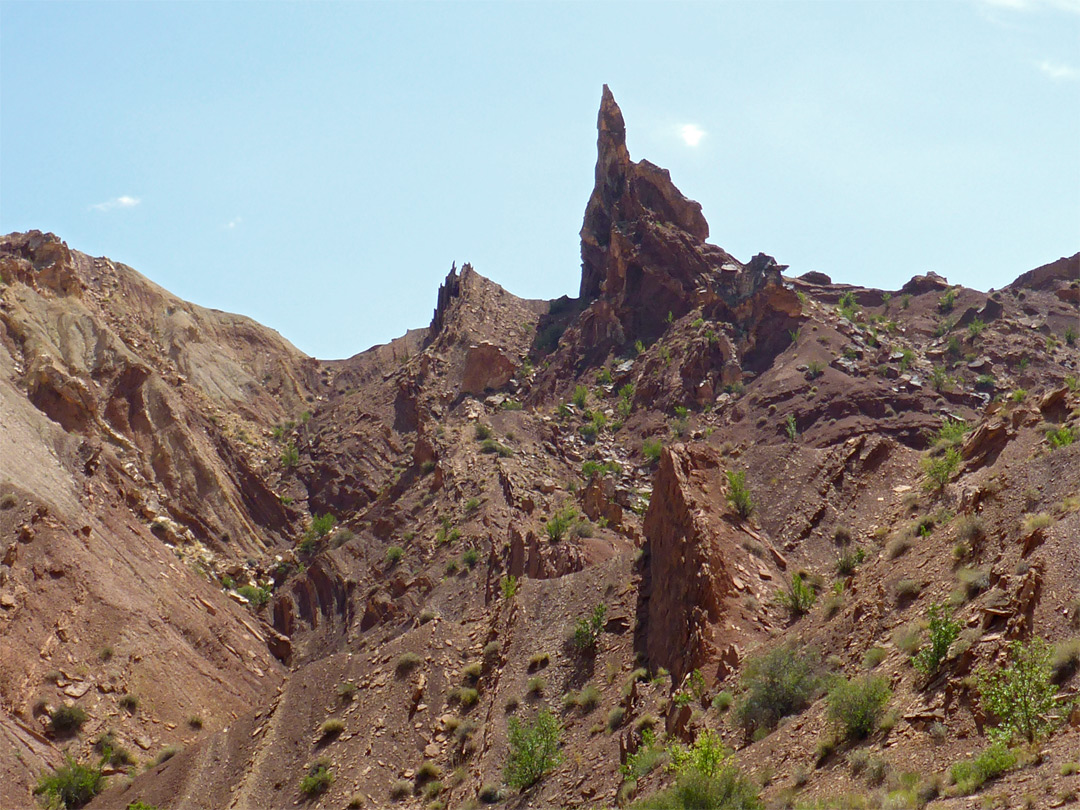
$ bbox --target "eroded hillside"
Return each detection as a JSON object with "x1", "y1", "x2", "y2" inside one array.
[{"x1": 1, "y1": 87, "x2": 1079, "y2": 810}]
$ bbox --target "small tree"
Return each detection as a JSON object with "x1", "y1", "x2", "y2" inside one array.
[
  {"x1": 912, "y1": 602, "x2": 960, "y2": 676},
  {"x1": 978, "y1": 637, "x2": 1060, "y2": 743},
  {"x1": 725, "y1": 470, "x2": 754, "y2": 519},
  {"x1": 921, "y1": 448, "x2": 960, "y2": 492},
  {"x1": 504, "y1": 708, "x2": 562, "y2": 791}
]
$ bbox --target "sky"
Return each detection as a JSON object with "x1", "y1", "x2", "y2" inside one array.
[{"x1": 2, "y1": 1, "x2": 1078, "y2": 360}]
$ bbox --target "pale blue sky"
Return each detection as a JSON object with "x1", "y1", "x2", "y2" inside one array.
[{"x1": 2, "y1": 1, "x2": 1077, "y2": 359}]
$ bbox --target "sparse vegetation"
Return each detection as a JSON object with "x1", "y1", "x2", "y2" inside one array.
[
  {"x1": 320, "y1": 718, "x2": 344, "y2": 739},
  {"x1": 386, "y1": 545, "x2": 404, "y2": 565},
  {"x1": 544, "y1": 504, "x2": 577, "y2": 542},
  {"x1": 237, "y1": 584, "x2": 270, "y2": 607},
  {"x1": 501, "y1": 575, "x2": 518, "y2": 600}
]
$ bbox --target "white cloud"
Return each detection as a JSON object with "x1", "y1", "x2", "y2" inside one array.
[
  {"x1": 1038, "y1": 60, "x2": 1080, "y2": 79},
  {"x1": 976, "y1": 0, "x2": 1080, "y2": 12},
  {"x1": 680, "y1": 124, "x2": 706, "y2": 147},
  {"x1": 90, "y1": 195, "x2": 140, "y2": 212},
  {"x1": 224, "y1": 217, "x2": 242, "y2": 230}
]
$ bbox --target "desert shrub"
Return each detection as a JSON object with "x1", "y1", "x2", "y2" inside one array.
[
  {"x1": 309, "y1": 512, "x2": 336, "y2": 539},
  {"x1": 642, "y1": 438, "x2": 663, "y2": 464},
  {"x1": 607, "y1": 705, "x2": 626, "y2": 730},
  {"x1": 568, "y1": 684, "x2": 600, "y2": 712},
  {"x1": 35, "y1": 756, "x2": 104, "y2": 809},
  {"x1": 1052, "y1": 639, "x2": 1080, "y2": 683},
  {"x1": 544, "y1": 505, "x2": 577, "y2": 542},
  {"x1": 118, "y1": 694, "x2": 139, "y2": 712},
  {"x1": 416, "y1": 760, "x2": 441, "y2": 783},
  {"x1": 950, "y1": 742, "x2": 1016, "y2": 795},
  {"x1": 1022, "y1": 512, "x2": 1052, "y2": 534},
  {"x1": 0, "y1": 492, "x2": 17, "y2": 510},
  {"x1": 237, "y1": 585, "x2": 270, "y2": 607},
  {"x1": 712, "y1": 691, "x2": 733, "y2": 712},
  {"x1": 894, "y1": 579, "x2": 922, "y2": 601},
  {"x1": 478, "y1": 783, "x2": 503, "y2": 803},
  {"x1": 573, "y1": 603, "x2": 607, "y2": 652},
  {"x1": 978, "y1": 637, "x2": 1059, "y2": 742},
  {"x1": 503, "y1": 708, "x2": 562, "y2": 790},
  {"x1": 473, "y1": 423, "x2": 492, "y2": 440},
  {"x1": 527, "y1": 652, "x2": 549, "y2": 671},
  {"x1": 571, "y1": 385, "x2": 589, "y2": 408},
  {"x1": 500, "y1": 575, "x2": 518, "y2": 600},
  {"x1": 449, "y1": 686, "x2": 479, "y2": 706},
  {"x1": 480, "y1": 438, "x2": 513, "y2": 457},
  {"x1": 461, "y1": 661, "x2": 483, "y2": 684},
  {"x1": 300, "y1": 761, "x2": 333, "y2": 796},
  {"x1": 632, "y1": 729, "x2": 761, "y2": 809},
  {"x1": 621, "y1": 728, "x2": 667, "y2": 782},
  {"x1": 826, "y1": 675, "x2": 891, "y2": 740},
  {"x1": 188, "y1": 714, "x2": 205, "y2": 728},
  {"x1": 526, "y1": 676, "x2": 546, "y2": 695},
  {"x1": 50, "y1": 704, "x2": 88, "y2": 735},
  {"x1": 933, "y1": 418, "x2": 969, "y2": 447},
  {"x1": 395, "y1": 652, "x2": 423, "y2": 678},
  {"x1": 957, "y1": 566, "x2": 990, "y2": 599},
  {"x1": 462, "y1": 548, "x2": 480, "y2": 569},
  {"x1": 280, "y1": 442, "x2": 299, "y2": 468},
  {"x1": 725, "y1": 470, "x2": 754, "y2": 519},
  {"x1": 776, "y1": 572, "x2": 816, "y2": 618},
  {"x1": 836, "y1": 546, "x2": 865, "y2": 576},
  {"x1": 386, "y1": 545, "x2": 404, "y2": 565},
  {"x1": 320, "y1": 718, "x2": 344, "y2": 739},
  {"x1": 1048, "y1": 426, "x2": 1075, "y2": 449},
  {"x1": 151, "y1": 745, "x2": 181, "y2": 766},
  {"x1": 921, "y1": 448, "x2": 960, "y2": 492},
  {"x1": 912, "y1": 603, "x2": 960, "y2": 676},
  {"x1": 734, "y1": 644, "x2": 821, "y2": 734},
  {"x1": 863, "y1": 646, "x2": 888, "y2": 670}
]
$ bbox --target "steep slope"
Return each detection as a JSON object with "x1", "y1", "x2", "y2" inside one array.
[{"x1": 1, "y1": 87, "x2": 1077, "y2": 810}]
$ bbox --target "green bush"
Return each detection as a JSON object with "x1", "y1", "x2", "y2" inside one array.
[
  {"x1": 281, "y1": 442, "x2": 299, "y2": 468},
  {"x1": 237, "y1": 584, "x2": 270, "y2": 607},
  {"x1": 480, "y1": 438, "x2": 513, "y2": 457},
  {"x1": 501, "y1": 575, "x2": 518, "y2": 600},
  {"x1": 642, "y1": 438, "x2": 663, "y2": 465},
  {"x1": 912, "y1": 603, "x2": 960, "y2": 676},
  {"x1": 503, "y1": 708, "x2": 562, "y2": 791},
  {"x1": 35, "y1": 756, "x2": 104, "y2": 809},
  {"x1": 921, "y1": 448, "x2": 960, "y2": 492},
  {"x1": 776, "y1": 572, "x2": 816, "y2": 618},
  {"x1": 632, "y1": 729, "x2": 761, "y2": 809},
  {"x1": 50, "y1": 704, "x2": 88, "y2": 735},
  {"x1": 826, "y1": 675, "x2": 891, "y2": 740},
  {"x1": 545, "y1": 505, "x2": 577, "y2": 542},
  {"x1": 395, "y1": 652, "x2": 423, "y2": 677},
  {"x1": 300, "y1": 761, "x2": 333, "y2": 796},
  {"x1": 725, "y1": 470, "x2": 754, "y2": 519},
  {"x1": 950, "y1": 742, "x2": 1017, "y2": 795},
  {"x1": 462, "y1": 548, "x2": 480, "y2": 569},
  {"x1": 474, "y1": 423, "x2": 492, "y2": 440},
  {"x1": 385, "y1": 545, "x2": 404, "y2": 566},
  {"x1": 734, "y1": 644, "x2": 821, "y2": 734},
  {"x1": 573, "y1": 604, "x2": 607, "y2": 652},
  {"x1": 978, "y1": 637, "x2": 1059, "y2": 743},
  {"x1": 308, "y1": 513, "x2": 336, "y2": 540}
]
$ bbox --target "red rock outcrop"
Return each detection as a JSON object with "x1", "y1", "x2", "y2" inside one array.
[{"x1": 642, "y1": 444, "x2": 783, "y2": 687}]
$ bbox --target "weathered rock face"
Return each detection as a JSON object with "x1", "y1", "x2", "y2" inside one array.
[
  {"x1": 460, "y1": 342, "x2": 517, "y2": 395},
  {"x1": 642, "y1": 445, "x2": 783, "y2": 687}
]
